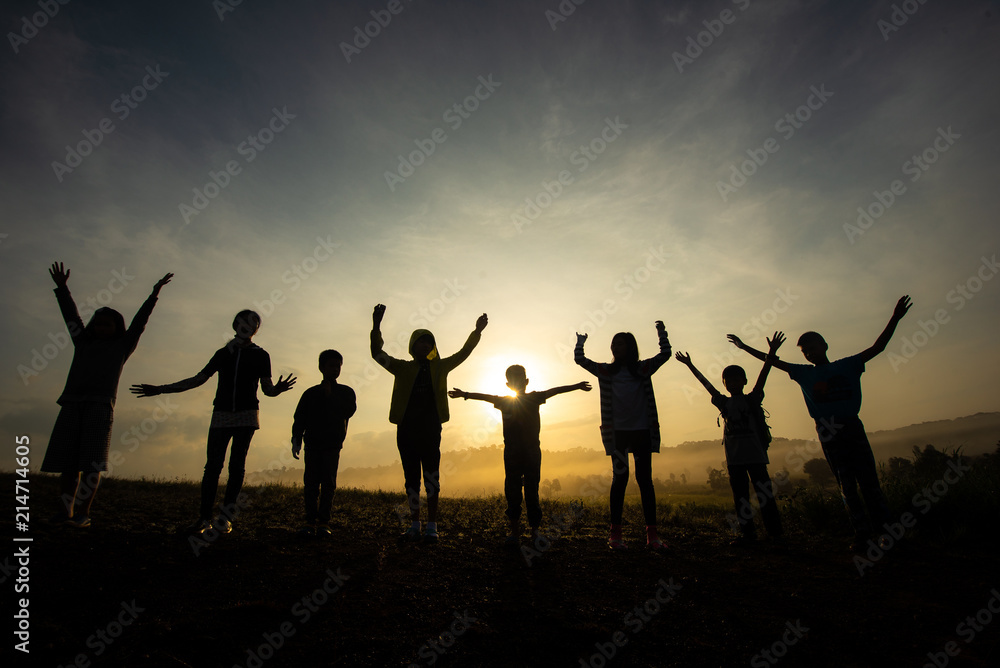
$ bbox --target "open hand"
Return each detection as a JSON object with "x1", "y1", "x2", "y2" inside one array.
[
  {"x1": 893, "y1": 295, "x2": 912, "y2": 321},
  {"x1": 447, "y1": 388, "x2": 466, "y2": 399},
  {"x1": 674, "y1": 351, "x2": 692, "y2": 365},
  {"x1": 726, "y1": 334, "x2": 745, "y2": 350},
  {"x1": 49, "y1": 262, "x2": 70, "y2": 288},
  {"x1": 152, "y1": 273, "x2": 173, "y2": 295},
  {"x1": 766, "y1": 331, "x2": 786, "y2": 353},
  {"x1": 577, "y1": 381, "x2": 592, "y2": 392},
  {"x1": 275, "y1": 374, "x2": 297, "y2": 393},
  {"x1": 130, "y1": 384, "x2": 160, "y2": 398}
]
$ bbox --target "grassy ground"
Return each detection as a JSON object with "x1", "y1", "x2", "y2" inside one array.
[{"x1": 5, "y1": 471, "x2": 999, "y2": 667}]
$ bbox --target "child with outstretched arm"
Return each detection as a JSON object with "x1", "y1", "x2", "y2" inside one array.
[
  {"x1": 41, "y1": 262, "x2": 172, "y2": 528},
  {"x1": 291, "y1": 350, "x2": 357, "y2": 537},
  {"x1": 449, "y1": 366, "x2": 591, "y2": 545},
  {"x1": 131, "y1": 309, "x2": 296, "y2": 534},
  {"x1": 675, "y1": 332, "x2": 786, "y2": 546},
  {"x1": 728, "y1": 296, "x2": 912, "y2": 552},
  {"x1": 371, "y1": 303, "x2": 488, "y2": 544}
]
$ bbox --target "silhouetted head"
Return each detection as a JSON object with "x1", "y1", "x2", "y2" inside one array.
[
  {"x1": 318, "y1": 349, "x2": 343, "y2": 380},
  {"x1": 796, "y1": 331, "x2": 829, "y2": 365},
  {"x1": 232, "y1": 310, "x2": 261, "y2": 341},
  {"x1": 722, "y1": 365, "x2": 747, "y2": 395},
  {"x1": 505, "y1": 365, "x2": 528, "y2": 393},
  {"x1": 409, "y1": 329, "x2": 437, "y2": 361},
  {"x1": 85, "y1": 308, "x2": 126, "y2": 341},
  {"x1": 610, "y1": 332, "x2": 639, "y2": 369}
]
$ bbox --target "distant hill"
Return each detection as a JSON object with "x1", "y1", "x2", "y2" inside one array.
[{"x1": 248, "y1": 412, "x2": 1000, "y2": 495}]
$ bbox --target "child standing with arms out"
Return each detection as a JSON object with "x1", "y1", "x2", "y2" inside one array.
[
  {"x1": 575, "y1": 321, "x2": 672, "y2": 550},
  {"x1": 729, "y1": 296, "x2": 912, "y2": 552},
  {"x1": 371, "y1": 303, "x2": 487, "y2": 543},
  {"x1": 449, "y1": 366, "x2": 591, "y2": 545},
  {"x1": 41, "y1": 262, "x2": 172, "y2": 527},
  {"x1": 675, "y1": 332, "x2": 786, "y2": 546},
  {"x1": 131, "y1": 309, "x2": 296, "y2": 534},
  {"x1": 291, "y1": 350, "x2": 357, "y2": 537}
]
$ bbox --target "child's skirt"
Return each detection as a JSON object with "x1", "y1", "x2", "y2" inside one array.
[{"x1": 40, "y1": 402, "x2": 113, "y2": 473}]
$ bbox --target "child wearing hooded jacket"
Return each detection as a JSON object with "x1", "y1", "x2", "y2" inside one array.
[{"x1": 371, "y1": 304, "x2": 488, "y2": 543}]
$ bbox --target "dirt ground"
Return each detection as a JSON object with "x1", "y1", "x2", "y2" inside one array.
[{"x1": 5, "y1": 474, "x2": 998, "y2": 667}]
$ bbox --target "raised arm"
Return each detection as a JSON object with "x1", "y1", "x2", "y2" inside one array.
[
  {"x1": 540, "y1": 381, "x2": 592, "y2": 400},
  {"x1": 750, "y1": 332, "x2": 785, "y2": 395},
  {"x1": 124, "y1": 273, "x2": 173, "y2": 352},
  {"x1": 574, "y1": 332, "x2": 600, "y2": 375},
  {"x1": 674, "y1": 352, "x2": 722, "y2": 398},
  {"x1": 859, "y1": 295, "x2": 912, "y2": 363},
  {"x1": 640, "y1": 320, "x2": 672, "y2": 373},
  {"x1": 370, "y1": 303, "x2": 405, "y2": 372},
  {"x1": 728, "y1": 334, "x2": 793, "y2": 373},
  {"x1": 439, "y1": 314, "x2": 487, "y2": 371},
  {"x1": 49, "y1": 262, "x2": 86, "y2": 342}
]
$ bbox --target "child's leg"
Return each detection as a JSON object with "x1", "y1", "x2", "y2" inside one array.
[
  {"x1": 728, "y1": 466, "x2": 756, "y2": 538},
  {"x1": 523, "y1": 449, "x2": 543, "y2": 531},
  {"x1": 629, "y1": 439, "x2": 656, "y2": 526},
  {"x1": 200, "y1": 428, "x2": 234, "y2": 520},
  {"x1": 317, "y1": 449, "x2": 340, "y2": 524},
  {"x1": 58, "y1": 472, "x2": 80, "y2": 517},
  {"x1": 221, "y1": 427, "x2": 255, "y2": 519},
  {"x1": 77, "y1": 470, "x2": 102, "y2": 518},
  {"x1": 609, "y1": 434, "x2": 630, "y2": 526},
  {"x1": 422, "y1": 442, "x2": 442, "y2": 524},
  {"x1": 821, "y1": 430, "x2": 870, "y2": 538},
  {"x1": 749, "y1": 465, "x2": 782, "y2": 537},
  {"x1": 396, "y1": 430, "x2": 423, "y2": 522},
  {"x1": 503, "y1": 450, "x2": 525, "y2": 534},
  {"x1": 302, "y1": 447, "x2": 320, "y2": 525}
]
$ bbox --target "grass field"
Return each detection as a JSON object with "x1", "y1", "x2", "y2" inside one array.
[{"x1": 5, "y1": 452, "x2": 999, "y2": 667}]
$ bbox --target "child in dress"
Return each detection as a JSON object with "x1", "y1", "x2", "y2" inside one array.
[{"x1": 41, "y1": 262, "x2": 172, "y2": 527}]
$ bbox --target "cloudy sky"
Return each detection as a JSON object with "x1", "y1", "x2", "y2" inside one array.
[{"x1": 2, "y1": 0, "x2": 998, "y2": 480}]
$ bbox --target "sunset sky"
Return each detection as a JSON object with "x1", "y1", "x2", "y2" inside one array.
[{"x1": 2, "y1": 0, "x2": 998, "y2": 481}]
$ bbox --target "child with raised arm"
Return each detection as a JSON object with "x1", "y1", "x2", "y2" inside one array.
[
  {"x1": 675, "y1": 332, "x2": 786, "y2": 546},
  {"x1": 291, "y1": 350, "x2": 357, "y2": 537},
  {"x1": 131, "y1": 310, "x2": 296, "y2": 534},
  {"x1": 41, "y1": 262, "x2": 172, "y2": 527},
  {"x1": 449, "y1": 366, "x2": 591, "y2": 545},
  {"x1": 728, "y1": 296, "x2": 912, "y2": 552},
  {"x1": 575, "y1": 321, "x2": 672, "y2": 550},
  {"x1": 371, "y1": 303, "x2": 488, "y2": 543}
]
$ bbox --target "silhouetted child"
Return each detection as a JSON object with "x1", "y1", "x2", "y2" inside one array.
[
  {"x1": 575, "y1": 321, "x2": 672, "y2": 550},
  {"x1": 675, "y1": 332, "x2": 786, "y2": 546},
  {"x1": 291, "y1": 350, "x2": 357, "y2": 537},
  {"x1": 371, "y1": 303, "x2": 487, "y2": 543},
  {"x1": 729, "y1": 296, "x2": 912, "y2": 552},
  {"x1": 449, "y1": 366, "x2": 591, "y2": 545},
  {"x1": 41, "y1": 262, "x2": 172, "y2": 528},
  {"x1": 131, "y1": 309, "x2": 296, "y2": 534}
]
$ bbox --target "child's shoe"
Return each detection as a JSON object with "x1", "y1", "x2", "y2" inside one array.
[
  {"x1": 608, "y1": 524, "x2": 627, "y2": 550},
  {"x1": 645, "y1": 525, "x2": 668, "y2": 551},
  {"x1": 66, "y1": 515, "x2": 91, "y2": 528},
  {"x1": 187, "y1": 518, "x2": 212, "y2": 534},
  {"x1": 402, "y1": 526, "x2": 422, "y2": 542},
  {"x1": 422, "y1": 525, "x2": 439, "y2": 544},
  {"x1": 213, "y1": 517, "x2": 233, "y2": 534},
  {"x1": 316, "y1": 524, "x2": 333, "y2": 537}
]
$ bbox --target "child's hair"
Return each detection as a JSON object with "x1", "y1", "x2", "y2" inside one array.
[
  {"x1": 319, "y1": 349, "x2": 343, "y2": 367},
  {"x1": 84, "y1": 307, "x2": 126, "y2": 339},
  {"x1": 796, "y1": 331, "x2": 827, "y2": 347},
  {"x1": 505, "y1": 364, "x2": 526, "y2": 382},
  {"x1": 232, "y1": 309, "x2": 261, "y2": 338},
  {"x1": 610, "y1": 332, "x2": 640, "y2": 370},
  {"x1": 722, "y1": 365, "x2": 747, "y2": 383}
]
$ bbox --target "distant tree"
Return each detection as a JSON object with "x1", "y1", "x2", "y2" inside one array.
[
  {"x1": 886, "y1": 457, "x2": 914, "y2": 479},
  {"x1": 706, "y1": 466, "x2": 729, "y2": 492},
  {"x1": 803, "y1": 458, "x2": 836, "y2": 487},
  {"x1": 669, "y1": 472, "x2": 676, "y2": 483},
  {"x1": 551, "y1": 478, "x2": 561, "y2": 493},
  {"x1": 680, "y1": 473, "x2": 687, "y2": 485}
]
